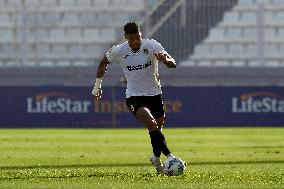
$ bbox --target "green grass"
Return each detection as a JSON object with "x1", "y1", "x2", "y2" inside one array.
[{"x1": 0, "y1": 128, "x2": 283, "y2": 189}]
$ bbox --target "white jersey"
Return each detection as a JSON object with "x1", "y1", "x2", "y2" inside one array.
[{"x1": 106, "y1": 39, "x2": 165, "y2": 98}]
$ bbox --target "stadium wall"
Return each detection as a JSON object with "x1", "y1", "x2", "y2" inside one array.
[
  {"x1": 1, "y1": 66, "x2": 284, "y2": 87},
  {"x1": 1, "y1": 85, "x2": 284, "y2": 128}
]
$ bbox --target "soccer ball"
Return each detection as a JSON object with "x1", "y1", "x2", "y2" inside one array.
[{"x1": 163, "y1": 156, "x2": 186, "y2": 176}]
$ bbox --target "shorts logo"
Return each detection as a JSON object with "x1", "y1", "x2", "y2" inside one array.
[{"x1": 130, "y1": 105, "x2": 135, "y2": 112}]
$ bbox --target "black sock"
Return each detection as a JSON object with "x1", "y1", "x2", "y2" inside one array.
[
  {"x1": 149, "y1": 129, "x2": 162, "y2": 157},
  {"x1": 149, "y1": 129, "x2": 171, "y2": 157},
  {"x1": 159, "y1": 131, "x2": 171, "y2": 156}
]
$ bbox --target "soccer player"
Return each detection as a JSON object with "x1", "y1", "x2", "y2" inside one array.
[{"x1": 92, "y1": 22, "x2": 177, "y2": 174}]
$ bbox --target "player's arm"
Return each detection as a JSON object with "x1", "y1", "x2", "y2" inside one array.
[
  {"x1": 154, "y1": 52, "x2": 176, "y2": 68},
  {"x1": 92, "y1": 55, "x2": 111, "y2": 100}
]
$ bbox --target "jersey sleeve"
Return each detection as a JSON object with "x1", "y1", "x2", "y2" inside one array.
[
  {"x1": 106, "y1": 45, "x2": 120, "y2": 63},
  {"x1": 149, "y1": 39, "x2": 165, "y2": 53}
]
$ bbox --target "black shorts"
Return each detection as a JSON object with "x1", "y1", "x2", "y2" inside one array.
[{"x1": 126, "y1": 94, "x2": 165, "y2": 118}]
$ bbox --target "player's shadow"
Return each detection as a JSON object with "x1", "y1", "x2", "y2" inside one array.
[
  {"x1": 1, "y1": 160, "x2": 284, "y2": 170},
  {"x1": 190, "y1": 160, "x2": 284, "y2": 165},
  {"x1": 0, "y1": 162, "x2": 150, "y2": 170}
]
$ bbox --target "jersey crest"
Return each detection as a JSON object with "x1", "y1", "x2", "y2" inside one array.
[{"x1": 143, "y1": 48, "x2": 149, "y2": 55}]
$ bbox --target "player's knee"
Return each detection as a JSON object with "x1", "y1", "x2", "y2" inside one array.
[
  {"x1": 156, "y1": 119, "x2": 164, "y2": 128},
  {"x1": 155, "y1": 116, "x2": 165, "y2": 129},
  {"x1": 136, "y1": 107, "x2": 157, "y2": 130}
]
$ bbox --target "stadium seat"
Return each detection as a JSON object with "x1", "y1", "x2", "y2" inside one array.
[
  {"x1": 113, "y1": 13, "x2": 130, "y2": 25},
  {"x1": 84, "y1": 44, "x2": 103, "y2": 57},
  {"x1": 210, "y1": 44, "x2": 228, "y2": 59},
  {"x1": 110, "y1": 0, "x2": 124, "y2": 8},
  {"x1": 238, "y1": 0, "x2": 273, "y2": 5},
  {"x1": 226, "y1": 27, "x2": 242, "y2": 40},
  {"x1": 247, "y1": 60, "x2": 260, "y2": 67},
  {"x1": 25, "y1": 61, "x2": 37, "y2": 67},
  {"x1": 0, "y1": 14, "x2": 11, "y2": 27},
  {"x1": 271, "y1": 0, "x2": 284, "y2": 4},
  {"x1": 238, "y1": 0, "x2": 255, "y2": 5},
  {"x1": 180, "y1": 60, "x2": 195, "y2": 66},
  {"x1": 94, "y1": 0, "x2": 110, "y2": 8},
  {"x1": 264, "y1": 28, "x2": 277, "y2": 41},
  {"x1": 79, "y1": 13, "x2": 96, "y2": 26},
  {"x1": 37, "y1": 44, "x2": 50, "y2": 56},
  {"x1": 132, "y1": 0, "x2": 145, "y2": 8},
  {"x1": 207, "y1": 28, "x2": 225, "y2": 42},
  {"x1": 39, "y1": 13, "x2": 61, "y2": 27},
  {"x1": 41, "y1": 0, "x2": 58, "y2": 7},
  {"x1": 273, "y1": 12, "x2": 284, "y2": 23},
  {"x1": 0, "y1": 0, "x2": 6, "y2": 6},
  {"x1": 229, "y1": 44, "x2": 244, "y2": 58},
  {"x1": 0, "y1": 60, "x2": 5, "y2": 67},
  {"x1": 29, "y1": 13, "x2": 59, "y2": 28},
  {"x1": 39, "y1": 60, "x2": 55, "y2": 67},
  {"x1": 243, "y1": 28, "x2": 257, "y2": 41},
  {"x1": 95, "y1": 12, "x2": 114, "y2": 26},
  {"x1": 99, "y1": 28, "x2": 116, "y2": 42},
  {"x1": 263, "y1": 11, "x2": 284, "y2": 26},
  {"x1": 51, "y1": 44, "x2": 67, "y2": 57},
  {"x1": 7, "y1": 0, "x2": 23, "y2": 7},
  {"x1": 240, "y1": 12, "x2": 257, "y2": 25},
  {"x1": 245, "y1": 44, "x2": 257, "y2": 58},
  {"x1": 73, "y1": 60, "x2": 88, "y2": 66},
  {"x1": 0, "y1": 44, "x2": 17, "y2": 58},
  {"x1": 57, "y1": 60, "x2": 71, "y2": 66},
  {"x1": 83, "y1": 28, "x2": 99, "y2": 42},
  {"x1": 197, "y1": 60, "x2": 213, "y2": 67},
  {"x1": 264, "y1": 44, "x2": 281, "y2": 58},
  {"x1": 61, "y1": 13, "x2": 80, "y2": 26},
  {"x1": 75, "y1": 0, "x2": 93, "y2": 7},
  {"x1": 59, "y1": 0, "x2": 76, "y2": 7},
  {"x1": 37, "y1": 29, "x2": 49, "y2": 41},
  {"x1": 265, "y1": 60, "x2": 280, "y2": 67},
  {"x1": 68, "y1": 45, "x2": 84, "y2": 57},
  {"x1": 49, "y1": 29, "x2": 66, "y2": 42},
  {"x1": 184, "y1": 0, "x2": 284, "y2": 67},
  {"x1": 0, "y1": 29, "x2": 14, "y2": 42},
  {"x1": 223, "y1": 11, "x2": 239, "y2": 24},
  {"x1": 24, "y1": 0, "x2": 42, "y2": 7},
  {"x1": 231, "y1": 60, "x2": 246, "y2": 67},
  {"x1": 25, "y1": 14, "x2": 37, "y2": 27},
  {"x1": 0, "y1": 0, "x2": 146, "y2": 67},
  {"x1": 214, "y1": 60, "x2": 231, "y2": 67},
  {"x1": 66, "y1": 28, "x2": 82, "y2": 41},
  {"x1": 255, "y1": 0, "x2": 273, "y2": 5},
  {"x1": 6, "y1": 60, "x2": 21, "y2": 67},
  {"x1": 191, "y1": 45, "x2": 210, "y2": 59}
]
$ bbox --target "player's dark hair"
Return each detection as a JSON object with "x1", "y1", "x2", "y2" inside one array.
[{"x1": 124, "y1": 22, "x2": 140, "y2": 34}]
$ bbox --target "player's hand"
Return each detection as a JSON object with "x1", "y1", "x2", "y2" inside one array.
[
  {"x1": 154, "y1": 52, "x2": 167, "y2": 62},
  {"x1": 92, "y1": 78, "x2": 103, "y2": 100},
  {"x1": 92, "y1": 88, "x2": 102, "y2": 100}
]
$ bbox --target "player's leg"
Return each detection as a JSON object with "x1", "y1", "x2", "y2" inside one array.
[
  {"x1": 136, "y1": 107, "x2": 171, "y2": 157},
  {"x1": 136, "y1": 107, "x2": 158, "y2": 132},
  {"x1": 150, "y1": 95, "x2": 173, "y2": 158},
  {"x1": 125, "y1": 97, "x2": 162, "y2": 157},
  {"x1": 155, "y1": 116, "x2": 164, "y2": 131},
  {"x1": 135, "y1": 107, "x2": 164, "y2": 173},
  {"x1": 125, "y1": 96, "x2": 171, "y2": 173}
]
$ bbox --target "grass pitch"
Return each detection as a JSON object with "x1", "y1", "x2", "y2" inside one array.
[{"x1": 0, "y1": 128, "x2": 283, "y2": 189}]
